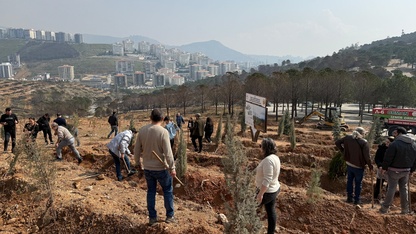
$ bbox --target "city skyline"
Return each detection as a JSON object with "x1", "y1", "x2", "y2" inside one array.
[{"x1": 1, "y1": 0, "x2": 416, "y2": 58}]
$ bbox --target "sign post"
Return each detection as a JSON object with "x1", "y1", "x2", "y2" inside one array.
[{"x1": 245, "y1": 93, "x2": 267, "y2": 142}]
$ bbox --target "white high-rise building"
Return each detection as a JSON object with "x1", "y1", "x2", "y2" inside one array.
[
  {"x1": 35, "y1": 30, "x2": 45, "y2": 40},
  {"x1": 116, "y1": 60, "x2": 134, "y2": 73},
  {"x1": 23, "y1": 29, "x2": 35, "y2": 39},
  {"x1": 138, "y1": 41, "x2": 150, "y2": 54},
  {"x1": 0, "y1": 63, "x2": 13, "y2": 78},
  {"x1": 123, "y1": 39, "x2": 134, "y2": 53},
  {"x1": 112, "y1": 43, "x2": 124, "y2": 56}
]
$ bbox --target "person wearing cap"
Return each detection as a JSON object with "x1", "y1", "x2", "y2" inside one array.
[
  {"x1": 191, "y1": 113, "x2": 205, "y2": 153},
  {"x1": 380, "y1": 127, "x2": 416, "y2": 214},
  {"x1": 335, "y1": 127, "x2": 373, "y2": 204},
  {"x1": 53, "y1": 113, "x2": 67, "y2": 127},
  {"x1": 0, "y1": 107, "x2": 19, "y2": 153},
  {"x1": 107, "y1": 111, "x2": 119, "y2": 138},
  {"x1": 373, "y1": 136, "x2": 394, "y2": 202},
  {"x1": 51, "y1": 122, "x2": 82, "y2": 164},
  {"x1": 106, "y1": 128, "x2": 137, "y2": 181},
  {"x1": 37, "y1": 113, "x2": 54, "y2": 145},
  {"x1": 134, "y1": 108, "x2": 176, "y2": 225}
]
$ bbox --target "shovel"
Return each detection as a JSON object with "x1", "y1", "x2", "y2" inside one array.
[
  {"x1": 151, "y1": 151, "x2": 184, "y2": 186},
  {"x1": 371, "y1": 170, "x2": 375, "y2": 208}
]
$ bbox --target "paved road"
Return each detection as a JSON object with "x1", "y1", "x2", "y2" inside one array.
[{"x1": 267, "y1": 103, "x2": 373, "y2": 128}]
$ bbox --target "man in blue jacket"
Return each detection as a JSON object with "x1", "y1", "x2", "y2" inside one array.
[
  {"x1": 380, "y1": 127, "x2": 416, "y2": 214},
  {"x1": 107, "y1": 128, "x2": 137, "y2": 181}
]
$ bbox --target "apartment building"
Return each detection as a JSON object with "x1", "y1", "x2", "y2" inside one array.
[
  {"x1": 0, "y1": 63, "x2": 13, "y2": 78},
  {"x1": 58, "y1": 65, "x2": 75, "y2": 80}
]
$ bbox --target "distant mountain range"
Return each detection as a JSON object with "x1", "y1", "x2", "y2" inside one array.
[{"x1": 83, "y1": 34, "x2": 305, "y2": 64}]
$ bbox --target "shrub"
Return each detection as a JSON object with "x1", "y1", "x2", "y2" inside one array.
[
  {"x1": 221, "y1": 116, "x2": 262, "y2": 234},
  {"x1": 11, "y1": 136, "x2": 57, "y2": 227}
]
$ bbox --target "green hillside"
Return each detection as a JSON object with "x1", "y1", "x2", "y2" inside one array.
[
  {"x1": 0, "y1": 39, "x2": 26, "y2": 61},
  {"x1": 0, "y1": 40, "x2": 144, "y2": 77}
]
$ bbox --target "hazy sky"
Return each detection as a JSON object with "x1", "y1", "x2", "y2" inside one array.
[{"x1": 2, "y1": 0, "x2": 416, "y2": 58}]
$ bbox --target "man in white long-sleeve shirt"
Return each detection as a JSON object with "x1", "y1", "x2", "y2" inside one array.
[{"x1": 107, "y1": 128, "x2": 137, "y2": 181}]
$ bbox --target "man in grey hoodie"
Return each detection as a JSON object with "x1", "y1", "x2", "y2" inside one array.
[{"x1": 380, "y1": 127, "x2": 416, "y2": 214}]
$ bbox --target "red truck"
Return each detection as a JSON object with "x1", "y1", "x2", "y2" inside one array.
[{"x1": 373, "y1": 108, "x2": 416, "y2": 135}]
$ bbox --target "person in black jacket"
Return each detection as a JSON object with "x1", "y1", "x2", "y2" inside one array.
[
  {"x1": 37, "y1": 113, "x2": 54, "y2": 145},
  {"x1": 204, "y1": 117, "x2": 214, "y2": 143},
  {"x1": 0, "y1": 107, "x2": 19, "y2": 153},
  {"x1": 380, "y1": 127, "x2": 416, "y2": 214},
  {"x1": 53, "y1": 113, "x2": 67, "y2": 127},
  {"x1": 373, "y1": 136, "x2": 394, "y2": 201},
  {"x1": 107, "y1": 111, "x2": 118, "y2": 138}
]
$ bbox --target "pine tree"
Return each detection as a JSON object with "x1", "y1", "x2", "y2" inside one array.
[
  {"x1": 222, "y1": 116, "x2": 262, "y2": 234},
  {"x1": 283, "y1": 110, "x2": 291, "y2": 135},
  {"x1": 332, "y1": 115, "x2": 342, "y2": 141},
  {"x1": 328, "y1": 151, "x2": 347, "y2": 179}
]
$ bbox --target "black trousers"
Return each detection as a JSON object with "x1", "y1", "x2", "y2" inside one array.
[
  {"x1": 191, "y1": 136, "x2": 203, "y2": 152},
  {"x1": 4, "y1": 129, "x2": 16, "y2": 152},
  {"x1": 42, "y1": 127, "x2": 53, "y2": 143}
]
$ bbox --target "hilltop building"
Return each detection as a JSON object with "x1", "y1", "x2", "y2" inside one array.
[{"x1": 74, "y1": 34, "x2": 83, "y2": 43}]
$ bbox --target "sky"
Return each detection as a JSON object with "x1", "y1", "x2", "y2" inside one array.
[{"x1": 2, "y1": 0, "x2": 416, "y2": 58}]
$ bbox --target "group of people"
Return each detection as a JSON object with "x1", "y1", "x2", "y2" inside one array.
[
  {"x1": 185, "y1": 113, "x2": 214, "y2": 153},
  {"x1": 335, "y1": 126, "x2": 416, "y2": 214},
  {"x1": 1, "y1": 107, "x2": 82, "y2": 164},
  {"x1": 106, "y1": 108, "x2": 177, "y2": 225}
]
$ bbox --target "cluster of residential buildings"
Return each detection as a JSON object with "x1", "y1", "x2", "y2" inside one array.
[
  {"x1": 108, "y1": 40, "x2": 240, "y2": 90},
  {"x1": 0, "y1": 26, "x2": 243, "y2": 89},
  {"x1": 0, "y1": 27, "x2": 83, "y2": 43}
]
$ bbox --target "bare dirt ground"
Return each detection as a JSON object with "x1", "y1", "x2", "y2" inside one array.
[{"x1": 1, "y1": 110, "x2": 416, "y2": 234}]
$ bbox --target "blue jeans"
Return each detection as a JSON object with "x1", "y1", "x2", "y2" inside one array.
[
  {"x1": 144, "y1": 169, "x2": 174, "y2": 219},
  {"x1": 109, "y1": 150, "x2": 131, "y2": 181},
  {"x1": 107, "y1": 125, "x2": 118, "y2": 138},
  {"x1": 260, "y1": 188, "x2": 280, "y2": 234},
  {"x1": 346, "y1": 165, "x2": 364, "y2": 202},
  {"x1": 381, "y1": 170, "x2": 410, "y2": 212},
  {"x1": 56, "y1": 138, "x2": 81, "y2": 160}
]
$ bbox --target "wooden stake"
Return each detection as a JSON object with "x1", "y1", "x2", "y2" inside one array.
[{"x1": 151, "y1": 151, "x2": 185, "y2": 186}]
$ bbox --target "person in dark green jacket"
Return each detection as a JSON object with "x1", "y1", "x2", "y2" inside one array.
[{"x1": 191, "y1": 113, "x2": 205, "y2": 153}]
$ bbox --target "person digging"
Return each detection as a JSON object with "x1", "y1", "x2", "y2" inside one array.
[{"x1": 107, "y1": 128, "x2": 138, "y2": 181}]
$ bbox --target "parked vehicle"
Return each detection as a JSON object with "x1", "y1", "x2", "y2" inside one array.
[{"x1": 372, "y1": 108, "x2": 416, "y2": 135}]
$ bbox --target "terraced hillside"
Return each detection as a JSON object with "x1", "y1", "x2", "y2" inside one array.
[{"x1": 0, "y1": 79, "x2": 112, "y2": 117}]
